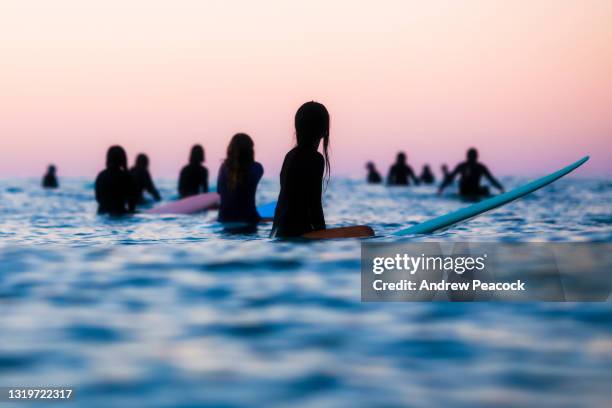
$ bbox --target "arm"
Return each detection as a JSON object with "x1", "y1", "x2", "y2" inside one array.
[
  {"x1": 482, "y1": 166, "x2": 504, "y2": 192},
  {"x1": 438, "y1": 164, "x2": 461, "y2": 194},
  {"x1": 125, "y1": 174, "x2": 137, "y2": 213},
  {"x1": 408, "y1": 166, "x2": 420, "y2": 185},
  {"x1": 386, "y1": 166, "x2": 395, "y2": 185},
  {"x1": 178, "y1": 168, "x2": 186, "y2": 197},
  {"x1": 216, "y1": 165, "x2": 226, "y2": 196},
  {"x1": 94, "y1": 174, "x2": 102, "y2": 204},
  {"x1": 144, "y1": 172, "x2": 161, "y2": 201},
  {"x1": 308, "y1": 155, "x2": 326, "y2": 231},
  {"x1": 202, "y1": 167, "x2": 209, "y2": 193}
]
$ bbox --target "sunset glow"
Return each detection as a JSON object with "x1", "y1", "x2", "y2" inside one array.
[{"x1": 1, "y1": 0, "x2": 610, "y2": 178}]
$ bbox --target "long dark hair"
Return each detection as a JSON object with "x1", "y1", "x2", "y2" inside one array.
[
  {"x1": 295, "y1": 101, "x2": 330, "y2": 185},
  {"x1": 225, "y1": 133, "x2": 254, "y2": 191},
  {"x1": 106, "y1": 145, "x2": 128, "y2": 170}
]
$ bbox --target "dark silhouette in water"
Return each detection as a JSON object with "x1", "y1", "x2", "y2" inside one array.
[
  {"x1": 387, "y1": 152, "x2": 419, "y2": 186},
  {"x1": 366, "y1": 162, "x2": 382, "y2": 184},
  {"x1": 130, "y1": 154, "x2": 161, "y2": 204},
  {"x1": 420, "y1": 165, "x2": 435, "y2": 185},
  {"x1": 178, "y1": 145, "x2": 209, "y2": 198},
  {"x1": 441, "y1": 164, "x2": 452, "y2": 185},
  {"x1": 272, "y1": 101, "x2": 329, "y2": 237},
  {"x1": 42, "y1": 165, "x2": 59, "y2": 189},
  {"x1": 438, "y1": 148, "x2": 504, "y2": 197},
  {"x1": 217, "y1": 133, "x2": 264, "y2": 224},
  {"x1": 95, "y1": 145, "x2": 137, "y2": 215}
]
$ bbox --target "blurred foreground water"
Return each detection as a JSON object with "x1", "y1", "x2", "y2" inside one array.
[{"x1": 0, "y1": 177, "x2": 611, "y2": 407}]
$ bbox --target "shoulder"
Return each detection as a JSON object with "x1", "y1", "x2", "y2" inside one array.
[
  {"x1": 253, "y1": 161, "x2": 264, "y2": 175},
  {"x1": 96, "y1": 169, "x2": 108, "y2": 180}
]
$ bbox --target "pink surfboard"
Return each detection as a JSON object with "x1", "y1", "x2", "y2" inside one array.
[{"x1": 145, "y1": 192, "x2": 220, "y2": 215}]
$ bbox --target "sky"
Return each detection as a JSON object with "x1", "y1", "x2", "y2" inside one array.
[{"x1": 1, "y1": 0, "x2": 610, "y2": 178}]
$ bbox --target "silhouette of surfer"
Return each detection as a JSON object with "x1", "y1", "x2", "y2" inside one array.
[
  {"x1": 438, "y1": 148, "x2": 504, "y2": 197},
  {"x1": 130, "y1": 153, "x2": 161, "y2": 204},
  {"x1": 387, "y1": 152, "x2": 419, "y2": 186},
  {"x1": 178, "y1": 144, "x2": 209, "y2": 198},
  {"x1": 366, "y1": 162, "x2": 382, "y2": 184},
  {"x1": 217, "y1": 133, "x2": 263, "y2": 224},
  {"x1": 272, "y1": 101, "x2": 329, "y2": 237},
  {"x1": 42, "y1": 165, "x2": 59, "y2": 189},
  {"x1": 420, "y1": 165, "x2": 435, "y2": 185},
  {"x1": 95, "y1": 145, "x2": 137, "y2": 215}
]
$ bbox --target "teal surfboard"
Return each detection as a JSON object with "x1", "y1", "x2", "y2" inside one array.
[{"x1": 393, "y1": 156, "x2": 589, "y2": 236}]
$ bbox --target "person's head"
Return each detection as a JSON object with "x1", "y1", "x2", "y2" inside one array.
[
  {"x1": 189, "y1": 144, "x2": 205, "y2": 165},
  {"x1": 467, "y1": 148, "x2": 478, "y2": 163},
  {"x1": 106, "y1": 145, "x2": 128, "y2": 170},
  {"x1": 295, "y1": 101, "x2": 330, "y2": 182},
  {"x1": 423, "y1": 164, "x2": 431, "y2": 172},
  {"x1": 47, "y1": 164, "x2": 56, "y2": 174},
  {"x1": 225, "y1": 133, "x2": 255, "y2": 191},
  {"x1": 135, "y1": 153, "x2": 149, "y2": 169},
  {"x1": 442, "y1": 164, "x2": 449, "y2": 173},
  {"x1": 366, "y1": 161, "x2": 376, "y2": 171},
  {"x1": 396, "y1": 152, "x2": 406, "y2": 164}
]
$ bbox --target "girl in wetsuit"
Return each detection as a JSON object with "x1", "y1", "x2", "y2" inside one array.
[
  {"x1": 95, "y1": 145, "x2": 137, "y2": 215},
  {"x1": 271, "y1": 101, "x2": 330, "y2": 237},
  {"x1": 217, "y1": 133, "x2": 264, "y2": 224},
  {"x1": 178, "y1": 144, "x2": 209, "y2": 198}
]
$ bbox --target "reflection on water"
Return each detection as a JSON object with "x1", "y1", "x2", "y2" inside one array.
[{"x1": 0, "y1": 177, "x2": 611, "y2": 407}]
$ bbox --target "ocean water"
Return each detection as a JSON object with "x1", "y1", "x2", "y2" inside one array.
[{"x1": 0, "y1": 176, "x2": 611, "y2": 407}]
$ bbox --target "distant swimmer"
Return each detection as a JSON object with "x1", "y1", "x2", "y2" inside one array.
[
  {"x1": 178, "y1": 144, "x2": 209, "y2": 198},
  {"x1": 130, "y1": 153, "x2": 161, "y2": 204},
  {"x1": 42, "y1": 165, "x2": 59, "y2": 189},
  {"x1": 420, "y1": 165, "x2": 435, "y2": 185},
  {"x1": 366, "y1": 162, "x2": 382, "y2": 184},
  {"x1": 95, "y1": 145, "x2": 137, "y2": 215},
  {"x1": 387, "y1": 152, "x2": 419, "y2": 186},
  {"x1": 272, "y1": 101, "x2": 329, "y2": 237},
  {"x1": 438, "y1": 148, "x2": 504, "y2": 197},
  {"x1": 217, "y1": 133, "x2": 264, "y2": 224}
]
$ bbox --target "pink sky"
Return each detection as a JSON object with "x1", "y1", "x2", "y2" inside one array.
[{"x1": 0, "y1": 0, "x2": 610, "y2": 178}]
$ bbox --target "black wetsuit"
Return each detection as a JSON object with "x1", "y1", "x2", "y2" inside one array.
[
  {"x1": 443, "y1": 161, "x2": 503, "y2": 197},
  {"x1": 95, "y1": 168, "x2": 137, "y2": 215},
  {"x1": 420, "y1": 170, "x2": 435, "y2": 185},
  {"x1": 387, "y1": 164, "x2": 419, "y2": 185},
  {"x1": 130, "y1": 166, "x2": 161, "y2": 203},
  {"x1": 367, "y1": 170, "x2": 382, "y2": 184},
  {"x1": 217, "y1": 162, "x2": 263, "y2": 223},
  {"x1": 42, "y1": 173, "x2": 58, "y2": 188},
  {"x1": 272, "y1": 147, "x2": 325, "y2": 237},
  {"x1": 178, "y1": 164, "x2": 208, "y2": 198}
]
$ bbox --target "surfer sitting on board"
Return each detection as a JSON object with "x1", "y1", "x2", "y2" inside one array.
[
  {"x1": 217, "y1": 133, "x2": 264, "y2": 224},
  {"x1": 95, "y1": 145, "x2": 137, "y2": 215},
  {"x1": 271, "y1": 101, "x2": 330, "y2": 237},
  {"x1": 366, "y1": 162, "x2": 382, "y2": 184},
  {"x1": 178, "y1": 144, "x2": 209, "y2": 198},
  {"x1": 42, "y1": 164, "x2": 59, "y2": 189},
  {"x1": 438, "y1": 148, "x2": 504, "y2": 198},
  {"x1": 387, "y1": 152, "x2": 420, "y2": 186},
  {"x1": 420, "y1": 164, "x2": 435, "y2": 184},
  {"x1": 130, "y1": 153, "x2": 161, "y2": 204}
]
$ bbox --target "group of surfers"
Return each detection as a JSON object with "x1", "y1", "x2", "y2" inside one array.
[
  {"x1": 365, "y1": 149, "x2": 504, "y2": 197},
  {"x1": 41, "y1": 101, "x2": 504, "y2": 237}
]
